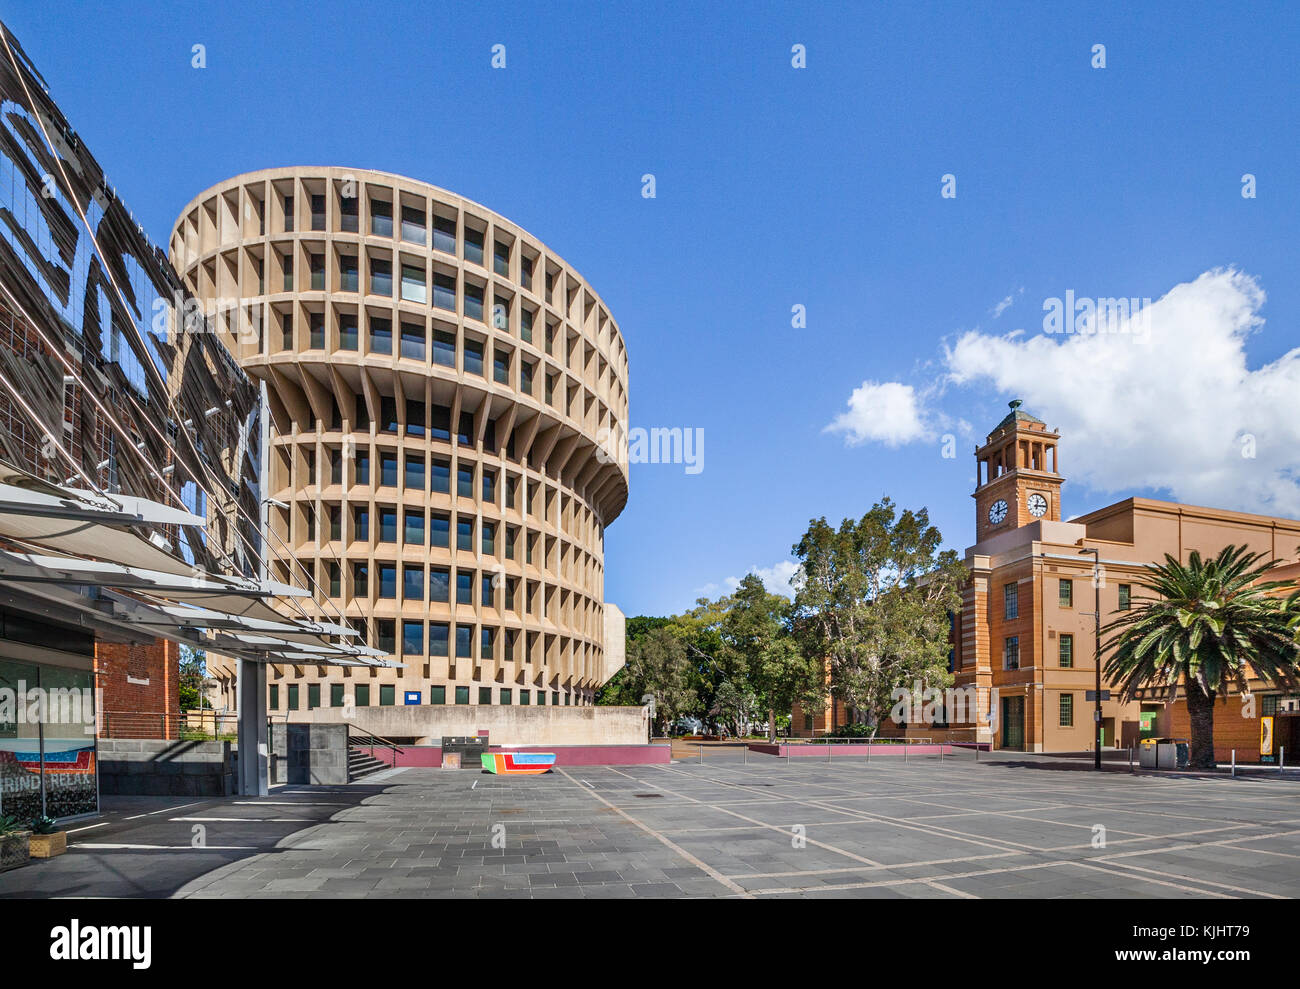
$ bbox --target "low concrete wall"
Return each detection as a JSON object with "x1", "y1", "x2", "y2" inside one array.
[
  {"x1": 750, "y1": 742, "x2": 953, "y2": 758},
  {"x1": 97, "y1": 739, "x2": 235, "y2": 797},
  {"x1": 270, "y1": 723, "x2": 348, "y2": 785},
  {"x1": 357, "y1": 742, "x2": 671, "y2": 769},
  {"x1": 295, "y1": 705, "x2": 648, "y2": 746}
]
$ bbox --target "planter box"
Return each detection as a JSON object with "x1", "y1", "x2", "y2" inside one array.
[
  {"x1": 0, "y1": 832, "x2": 31, "y2": 872},
  {"x1": 29, "y1": 831, "x2": 67, "y2": 859}
]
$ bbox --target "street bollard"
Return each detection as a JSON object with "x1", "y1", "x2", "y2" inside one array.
[
  {"x1": 1128, "y1": 745, "x2": 1133, "y2": 773},
  {"x1": 1231, "y1": 749, "x2": 1236, "y2": 778},
  {"x1": 827, "y1": 739, "x2": 832, "y2": 764},
  {"x1": 699, "y1": 743, "x2": 704, "y2": 765},
  {"x1": 1281, "y1": 746, "x2": 1286, "y2": 775},
  {"x1": 904, "y1": 742, "x2": 909, "y2": 764}
]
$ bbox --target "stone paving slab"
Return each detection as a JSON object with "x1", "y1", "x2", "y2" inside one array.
[{"x1": 3, "y1": 756, "x2": 1300, "y2": 898}]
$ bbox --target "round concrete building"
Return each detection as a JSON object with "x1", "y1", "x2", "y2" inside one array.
[{"x1": 171, "y1": 167, "x2": 629, "y2": 717}]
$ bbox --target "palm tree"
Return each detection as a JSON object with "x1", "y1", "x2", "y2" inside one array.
[{"x1": 1102, "y1": 545, "x2": 1300, "y2": 769}]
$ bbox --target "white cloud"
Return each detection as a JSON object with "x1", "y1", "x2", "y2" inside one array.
[
  {"x1": 825, "y1": 380, "x2": 927, "y2": 447},
  {"x1": 695, "y1": 560, "x2": 800, "y2": 600},
  {"x1": 989, "y1": 288, "x2": 1022, "y2": 319},
  {"x1": 832, "y1": 268, "x2": 1300, "y2": 518}
]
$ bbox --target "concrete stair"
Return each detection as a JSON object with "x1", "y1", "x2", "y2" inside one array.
[{"x1": 347, "y1": 746, "x2": 389, "y2": 781}]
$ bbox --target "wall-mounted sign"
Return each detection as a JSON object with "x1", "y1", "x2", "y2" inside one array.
[
  {"x1": 1261, "y1": 715, "x2": 1275, "y2": 757},
  {"x1": 404, "y1": 691, "x2": 421, "y2": 705}
]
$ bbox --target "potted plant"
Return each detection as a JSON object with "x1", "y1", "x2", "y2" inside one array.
[
  {"x1": 28, "y1": 815, "x2": 66, "y2": 859},
  {"x1": 0, "y1": 814, "x2": 31, "y2": 872}
]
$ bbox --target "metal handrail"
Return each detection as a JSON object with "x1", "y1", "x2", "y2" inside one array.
[{"x1": 345, "y1": 722, "x2": 402, "y2": 763}]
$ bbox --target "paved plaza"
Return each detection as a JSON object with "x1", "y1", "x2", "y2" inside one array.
[{"x1": 4, "y1": 751, "x2": 1300, "y2": 898}]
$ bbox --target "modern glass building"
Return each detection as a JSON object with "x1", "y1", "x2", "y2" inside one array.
[{"x1": 0, "y1": 24, "x2": 390, "y2": 815}]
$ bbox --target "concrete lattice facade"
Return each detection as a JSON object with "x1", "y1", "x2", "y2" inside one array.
[{"x1": 171, "y1": 167, "x2": 629, "y2": 714}]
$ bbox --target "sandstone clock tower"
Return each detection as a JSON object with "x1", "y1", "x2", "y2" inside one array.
[{"x1": 973, "y1": 400, "x2": 1064, "y2": 542}]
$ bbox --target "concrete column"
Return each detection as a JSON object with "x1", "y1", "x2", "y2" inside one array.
[{"x1": 237, "y1": 658, "x2": 268, "y2": 796}]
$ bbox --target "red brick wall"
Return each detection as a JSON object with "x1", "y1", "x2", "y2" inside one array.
[
  {"x1": 94, "y1": 638, "x2": 180, "y2": 739},
  {"x1": 1165, "y1": 695, "x2": 1271, "y2": 764}
]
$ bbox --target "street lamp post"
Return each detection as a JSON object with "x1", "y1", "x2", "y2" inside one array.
[{"x1": 1079, "y1": 546, "x2": 1102, "y2": 770}]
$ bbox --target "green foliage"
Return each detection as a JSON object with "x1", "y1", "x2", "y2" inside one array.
[
  {"x1": 179, "y1": 645, "x2": 209, "y2": 712},
  {"x1": 1103, "y1": 545, "x2": 1300, "y2": 769},
  {"x1": 29, "y1": 815, "x2": 58, "y2": 835},
  {"x1": 791, "y1": 498, "x2": 965, "y2": 726},
  {"x1": 830, "y1": 722, "x2": 876, "y2": 738},
  {"x1": 0, "y1": 814, "x2": 27, "y2": 835}
]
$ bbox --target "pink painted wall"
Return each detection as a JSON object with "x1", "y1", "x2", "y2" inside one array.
[{"x1": 357, "y1": 743, "x2": 671, "y2": 768}]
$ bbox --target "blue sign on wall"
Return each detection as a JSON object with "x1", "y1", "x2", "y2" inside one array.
[{"x1": 404, "y1": 691, "x2": 422, "y2": 705}]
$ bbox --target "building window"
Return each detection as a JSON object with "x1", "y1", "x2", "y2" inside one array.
[
  {"x1": 403, "y1": 565, "x2": 424, "y2": 601},
  {"x1": 433, "y1": 272, "x2": 456, "y2": 311},
  {"x1": 482, "y1": 522, "x2": 495, "y2": 555},
  {"x1": 309, "y1": 313, "x2": 325, "y2": 349},
  {"x1": 339, "y1": 313, "x2": 358, "y2": 350},
  {"x1": 339, "y1": 256, "x2": 359, "y2": 293},
  {"x1": 431, "y1": 567, "x2": 450, "y2": 603},
  {"x1": 457, "y1": 519, "x2": 473, "y2": 552},
  {"x1": 339, "y1": 193, "x2": 358, "y2": 232},
  {"x1": 353, "y1": 507, "x2": 370, "y2": 541},
  {"x1": 433, "y1": 330, "x2": 456, "y2": 367},
  {"x1": 431, "y1": 513, "x2": 450, "y2": 548},
  {"x1": 405, "y1": 511, "x2": 425, "y2": 545},
  {"x1": 356, "y1": 684, "x2": 371, "y2": 707},
  {"x1": 371, "y1": 199, "x2": 393, "y2": 237},
  {"x1": 378, "y1": 563, "x2": 396, "y2": 598},
  {"x1": 1004, "y1": 582, "x2": 1018, "y2": 620},
  {"x1": 482, "y1": 627, "x2": 494, "y2": 660},
  {"x1": 1059, "y1": 578, "x2": 1073, "y2": 607},
  {"x1": 493, "y1": 349, "x2": 509, "y2": 385},
  {"x1": 328, "y1": 561, "x2": 340, "y2": 597},
  {"x1": 380, "y1": 684, "x2": 395, "y2": 706},
  {"x1": 520, "y1": 256, "x2": 533, "y2": 291},
  {"x1": 400, "y1": 321, "x2": 425, "y2": 361},
  {"x1": 287, "y1": 684, "x2": 299, "y2": 710},
  {"x1": 1059, "y1": 633, "x2": 1074, "y2": 668},
  {"x1": 370, "y1": 257, "x2": 392, "y2": 296},
  {"x1": 377, "y1": 619, "x2": 396, "y2": 654},
  {"x1": 380, "y1": 453, "x2": 398, "y2": 487},
  {"x1": 455, "y1": 685, "x2": 469, "y2": 705},
  {"x1": 481, "y1": 575, "x2": 494, "y2": 608},
  {"x1": 1059, "y1": 693, "x2": 1074, "y2": 728},
  {"x1": 379, "y1": 509, "x2": 398, "y2": 543},
  {"x1": 282, "y1": 194, "x2": 295, "y2": 232},
  {"x1": 1004, "y1": 636, "x2": 1020, "y2": 670},
  {"x1": 308, "y1": 683, "x2": 321, "y2": 709},
  {"x1": 401, "y1": 205, "x2": 426, "y2": 245},
  {"x1": 352, "y1": 562, "x2": 369, "y2": 596},
  {"x1": 455, "y1": 625, "x2": 472, "y2": 659},
  {"x1": 430, "y1": 622, "x2": 449, "y2": 657},
  {"x1": 457, "y1": 465, "x2": 474, "y2": 499},
  {"x1": 456, "y1": 571, "x2": 473, "y2": 605},
  {"x1": 494, "y1": 241, "x2": 510, "y2": 277},
  {"x1": 270, "y1": 684, "x2": 279, "y2": 710},
  {"x1": 430, "y1": 685, "x2": 446, "y2": 705},
  {"x1": 310, "y1": 194, "x2": 326, "y2": 230},
  {"x1": 330, "y1": 684, "x2": 345, "y2": 707},
  {"x1": 464, "y1": 283, "x2": 484, "y2": 322},
  {"x1": 499, "y1": 688, "x2": 511, "y2": 705},
  {"x1": 464, "y1": 339, "x2": 483, "y2": 376},
  {"x1": 433, "y1": 215, "x2": 456, "y2": 255},
  {"x1": 400, "y1": 263, "x2": 427, "y2": 304},
  {"x1": 402, "y1": 620, "x2": 423, "y2": 656},
  {"x1": 482, "y1": 470, "x2": 496, "y2": 504},
  {"x1": 405, "y1": 455, "x2": 425, "y2": 490},
  {"x1": 431, "y1": 460, "x2": 450, "y2": 495},
  {"x1": 370, "y1": 315, "x2": 392, "y2": 354},
  {"x1": 464, "y1": 228, "x2": 484, "y2": 265},
  {"x1": 1118, "y1": 583, "x2": 1131, "y2": 611}
]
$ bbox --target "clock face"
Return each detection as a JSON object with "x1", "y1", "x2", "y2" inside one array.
[
  {"x1": 1027, "y1": 493, "x2": 1048, "y2": 518},
  {"x1": 988, "y1": 499, "x2": 1008, "y2": 525}
]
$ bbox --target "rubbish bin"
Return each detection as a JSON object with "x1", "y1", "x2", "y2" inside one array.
[
  {"x1": 1138, "y1": 737, "x2": 1161, "y2": 768},
  {"x1": 1139, "y1": 737, "x2": 1183, "y2": 769}
]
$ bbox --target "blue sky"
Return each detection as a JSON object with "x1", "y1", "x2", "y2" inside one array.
[{"x1": 10, "y1": 1, "x2": 1300, "y2": 616}]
